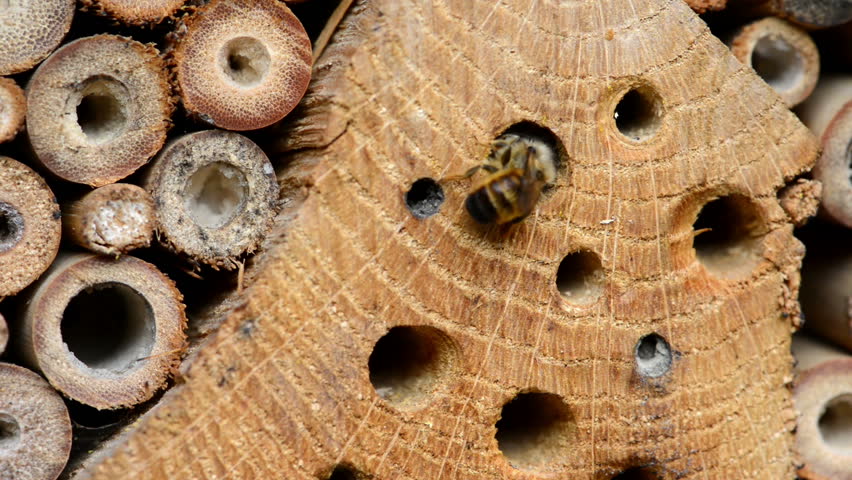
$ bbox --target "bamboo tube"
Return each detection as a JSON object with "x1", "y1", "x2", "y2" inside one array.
[
  {"x1": 63, "y1": 184, "x2": 156, "y2": 257},
  {"x1": 796, "y1": 76, "x2": 852, "y2": 228},
  {"x1": 26, "y1": 35, "x2": 174, "y2": 187},
  {"x1": 792, "y1": 335, "x2": 852, "y2": 480},
  {"x1": 729, "y1": 17, "x2": 819, "y2": 107},
  {"x1": 144, "y1": 130, "x2": 279, "y2": 270},
  {"x1": 0, "y1": 78, "x2": 26, "y2": 144},
  {"x1": 0, "y1": 156, "x2": 62, "y2": 298},
  {"x1": 170, "y1": 0, "x2": 312, "y2": 130},
  {"x1": 0, "y1": 313, "x2": 7, "y2": 356},
  {"x1": 684, "y1": 0, "x2": 727, "y2": 14},
  {"x1": 79, "y1": 0, "x2": 187, "y2": 25},
  {"x1": 18, "y1": 253, "x2": 187, "y2": 410},
  {"x1": 741, "y1": 0, "x2": 852, "y2": 29},
  {"x1": 799, "y1": 236, "x2": 852, "y2": 351},
  {"x1": 0, "y1": 363, "x2": 72, "y2": 480},
  {"x1": 0, "y1": 0, "x2": 75, "y2": 75}
]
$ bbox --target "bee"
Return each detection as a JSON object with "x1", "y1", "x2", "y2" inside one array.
[{"x1": 463, "y1": 133, "x2": 557, "y2": 225}]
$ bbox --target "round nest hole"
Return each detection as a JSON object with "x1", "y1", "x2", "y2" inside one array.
[
  {"x1": 61, "y1": 283, "x2": 155, "y2": 373},
  {"x1": 75, "y1": 77, "x2": 128, "y2": 143},
  {"x1": 693, "y1": 194, "x2": 765, "y2": 279},
  {"x1": 184, "y1": 162, "x2": 249, "y2": 229},
  {"x1": 0, "y1": 413, "x2": 21, "y2": 449},
  {"x1": 322, "y1": 464, "x2": 371, "y2": 480},
  {"x1": 611, "y1": 466, "x2": 661, "y2": 480},
  {"x1": 635, "y1": 333, "x2": 672, "y2": 379},
  {"x1": 556, "y1": 250, "x2": 604, "y2": 306},
  {"x1": 0, "y1": 202, "x2": 24, "y2": 254},
  {"x1": 405, "y1": 178, "x2": 444, "y2": 219},
  {"x1": 818, "y1": 393, "x2": 852, "y2": 456},
  {"x1": 220, "y1": 37, "x2": 271, "y2": 87},
  {"x1": 368, "y1": 326, "x2": 459, "y2": 410},
  {"x1": 614, "y1": 86, "x2": 663, "y2": 142},
  {"x1": 495, "y1": 391, "x2": 576, "y2": 470},
  {"x1": 751, "y1": 34, "x2": 804, "y2": 92}
]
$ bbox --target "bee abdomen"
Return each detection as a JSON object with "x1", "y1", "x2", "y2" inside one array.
[{"x1": 465, "y1": 188, "x2": 498, "y2": 224}]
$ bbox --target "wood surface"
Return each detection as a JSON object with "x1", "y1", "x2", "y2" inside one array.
[{"x1": 78, "y1": 0, "x2": 818, "y2": 478}]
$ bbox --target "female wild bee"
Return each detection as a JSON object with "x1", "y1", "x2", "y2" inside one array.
[{"x1": 463, "y1": 133, "x2": 557, "y2": 225}]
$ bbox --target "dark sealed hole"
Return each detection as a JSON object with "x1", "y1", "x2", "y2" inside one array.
[
  {"x1": 0, "y1": 413, "x2": 20, "y2": 449},
  {"x1": 614, "y1": 86, "x2": 663, "y2": 142},
  {"x1": 752, "y1": 35, "x2": 804, "y2": 92},
  {"x1": 818, "y1": 393, "x2": 852, "y2": 455},
  {"x1": 496, "y1": 391, "x2": 575, "y2": 470},
  {"x1": 62, "y1": 283, "x2": 155, "y2": 372},
  {"x1": 635, "y1": 333, "x2": 672, "y2": 378},
  {"x1": 322, "y1": 464, "x2": 371, "y2": 480},
  {"x1": 405, "y1": 178, "x2": 444, "y2": 219},
  {"x1": 556, "y1": 250, "x2": 604, "y2": 306},
  {"x1": 611, "y1": 466, "x2": 661, "y2": 480},
  {"x1": 368, "y1": 326, "x2": 458, "y2": 410},
  {"x1": 693, "y1": 194, "x2": 765, "y2": 279},
  {"x1": 0, "y1": 202, "x2": 24, "y2": 254}
]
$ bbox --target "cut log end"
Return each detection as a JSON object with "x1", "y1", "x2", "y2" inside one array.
[
  {"x1": 0, "y1": 78, "x2": 26, "y2": 143},
  {"x1": 0, "y1": 363, "x2": 72, "y2": 480},
  {"x1": 0, "y1": 0, "x2": 74, "y2": 75},
  {"x1": 26, "y1": 34, "x2": 174, "y2": 187},
  {"x1": 19, "y1": 254, "x2": 187, "y2": 410},
  {"x1": 172, "y1": 0, "x2": 312, "y2": 130}
]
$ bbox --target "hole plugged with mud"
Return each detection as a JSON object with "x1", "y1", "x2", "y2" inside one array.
[
  {"x1": 556, "y1": 250, "x2": 604, "y2": 306},
  {"x1": 495, "y1": 391, "x2": 575, "y2": 470},
  {"x1": 368, "y1": 326, "x2": 458, "y2": 410},
  {"x1": 635, "y1": 333, "x2": 672, "y2": 378},
  {"x1": 185, "y1": 162, "x2": 248, "y2": 229},
  {"x1": 611, "y1": 466, "x2": 661, "y2": 479},
  {"x1": 614, "y1": 86, "x2": 663, "y2": 142},
  {"x1": 221, "y1": 37, "x2": 271, "y2": 87},
  {"x1": 405, "y1": 178, "x2": 444, "y2": 219},
  {"x1": 0, "y1": 202, "x2": 23, "y2": 253},
  {"x1": 752, "y1": 35, "x2": 804, "y2": 92},
  {"x1": 818, "y1": 393, "x2": 852, "y2": 456},
  {"x1": 0, "y1": 413, "x2": 20, "y2": 449},
  {"x1": 693, "y1": 194, "x2": 765, "y2": 279},
  {"x1": 61, "y1": 283, "x2": 155, "y2": 372}
]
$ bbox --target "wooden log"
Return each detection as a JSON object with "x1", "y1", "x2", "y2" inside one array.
[
  {"x1": 17, "y1": 254, "x2": 187, "y2": 410},
  {"x1": 78, "y1": 0, "x2": 187, "y2": 25},
  {"x1": 26, "y1": 35, "x2": 174, "y2": 187},
  {"x1": 0, "y1": 156, "x2": 62, "y2": 298},
  {"x1": 62, "y1": 184, "x2": 156, "y2": 257},
  {"x1": 792, "y1": 335, "x2": 852, "y2": 480},
  {"x1": 0, "y1": 78, "x2": 26, "y2": 144},
  {"x1": 170, "y1": 0, "x2": 312, "y2": 130},
  {"x1": 0, "y1": 0, "x2": 74, "y2": 75},
  {"x1": 0, "y1": 363, "x2": 72, "y2": 480},
  {"x1": 78, "y1": 0, "x2": 818, "y2": 478}
]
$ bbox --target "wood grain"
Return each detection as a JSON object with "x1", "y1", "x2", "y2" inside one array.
[{"x1": 79, "y1": 0, "x2": 817, "y2": 478}]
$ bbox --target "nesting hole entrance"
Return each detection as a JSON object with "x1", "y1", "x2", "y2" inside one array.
[
  {"x1": 611, "y1": 466, "x2": 661, "y2": 479},
  {"x1": 614, "y1": 86, "x2": 663, "y2": 142},
  {"x1": 75, "y1": 77, "x2": 128, "y2": 143},
  {"x1": 495, "y1": 391, "x2": 575, "y2": 470},
  {"x1": 368, "y1": 326, "x2": 459, "y2": 411},
  {"x1": 185, "y1": 162, "x2": 248, "y2": 229},
  {"x1": 405, "y1": 178, "x2": 444, "y2": 219},
  {"x1": 556, "y1": 250, "x2": 604, "y2": 306},
  {"x1": 635, "y1": 333, "x2": 672, "y2": 379},
  {"x1": 752, "y1": 35, "x2": 804, "y2": 92},
  {"x1": 0, "y1": 202, "x2": 23, "y2": 254},
  {"x1": 322, "y1": 464, "x2": 370, "y2": 480},
  {"x1": 220, "y1": 37, "x2": 271, "y2": 87},
  {"x1": 0, "y1": 413, "x2": 20, "y2": 449},
  {"x1": 818, "y1": 393, "x2": 852, "y2": 456},
  {"x1": 693, "y1": 194, "x2": 765, "y2": 279},
  {"x1": 61, "y1": 283, "x2": 155, "y2": 372}
]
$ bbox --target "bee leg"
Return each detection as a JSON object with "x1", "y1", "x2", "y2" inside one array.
[
  {"x1": 442, "y1": 165, "x2": 482, "y2": 183},
  {"x1": 482, "y1": 164, "x2": 499, "y2": 173}
]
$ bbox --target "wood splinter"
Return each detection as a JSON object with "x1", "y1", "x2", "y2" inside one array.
[
  {"x1": 729, "y1": 17, "x2": 820, "y2": 107},
  {"x1": 0, "y1": 363, "x2": 72, "y2": 480},
  {"x1": 792, "y1": 335, "x2": 852, "y2": 480},
  {"x1": 0, "y1": 157, "x2": 62, "y2": 299},
  {"x1": 18, "y1": 254, "x2": 187, "y2": 410},
  {"x1": 26, "y1": 34, "x2": 174, "y2": 187},
  {"x1": 0, "y1": 78, "x2": 26, "y2": 144},
  {"x1": 144, "y1": 130, "x2": 279, "y2": 270},
  {"x1": 63, "y1": 184, "x2": 156, "y2": 257},
  {"x1": 0, "y1": 0, "x2": 74, "y2": 75}
]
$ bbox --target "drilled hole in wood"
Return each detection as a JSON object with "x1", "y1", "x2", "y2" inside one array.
[
  {"x1": 495, "y1": 391, "x2": 575, "y2": 469},
  {"x1": 76, "y1": 78, "x2": 127, "y2": 143},
  {"x1": 556, "y1": 250, "x2": 604, "y2": 306},
  {"x1": 693, "y1": 194, "x2": 765, "y2": 279},
  {"x1": 220, "y1": 37, "x2": 270, "y2": 87},
  {"x1": 498, "y1": 121, "x2": 565, "y2": 172},
  {"x1": 818, "y1": 393, "x2": 852, "y2": 456},
  {"x1": 322, "y1": 464, "x2": 371, "y2": 480},
  {"x1": 185, "y1": 162, "x2": 248, "y2": 229},
  {"x1": 61, "y1": 283, "x2": 155, "y2": 372},
  {"x1": 614, "y1": 86, "x2": 663, "y2": 142},
  {"x1": 0, "y1": 201, "x2": 23, "y2": 253},
  {"x1": 635, "y1": 333, "x2": 672, "y2": 378},
  {"x1": 0, "y1": 413, "x2": 20, "y2": 449},
  {"x1": 368, "y1": 326, "x2": 458, "y2": 410},
  {"x1": 752, "y1": 35, "x2": 804, "y2": 92},
  {"x1": 611, "y1": 466, "x2": 661, "y2": 480},
  {"x1": 405, "y1": 178, "x2": 444, "y2": 219}
]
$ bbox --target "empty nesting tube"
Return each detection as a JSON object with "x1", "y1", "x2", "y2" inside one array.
[
  {"x1": 0, "y1": 363, "x2": 72, "y2": 480},
  {"x1": 0, "y1": 157, "x2": 62, "y2": 298},
  {"x1": 17, "y1": 254, "x2": 187, "y2": 410},
  {"x1": 0, "y1": 78, "x2": 26, "y2": 143},
  {"x1": 144, "y1": 130, "x2": 279, "y2": 270}
]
